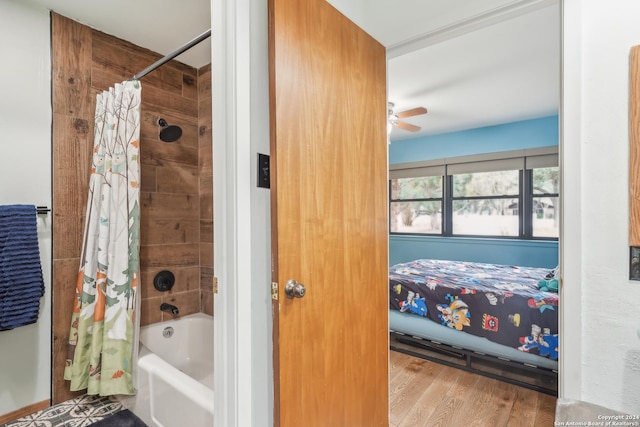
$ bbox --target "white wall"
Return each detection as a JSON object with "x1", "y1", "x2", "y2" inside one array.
[
  {"x1": 0, "y1": 0, "x2": 52, "y2": 416},
  {"x1": 212, "y1": 0, "x2": 272, "y2": 425},
  {"x1": 563, "y1": 0, "x2": 640, "y2": 413},
  {"x1": 248, "y1": 0, "x2": 273, "y2": 423}
]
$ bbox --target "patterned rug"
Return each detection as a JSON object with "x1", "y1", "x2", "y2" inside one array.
[{"x1": 1, "y1": 395, "x2": 123, "y2": 427}]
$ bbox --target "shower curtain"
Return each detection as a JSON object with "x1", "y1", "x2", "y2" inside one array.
[{"x1": 64, "y1": 80, "x2": 142, "y2": 396}]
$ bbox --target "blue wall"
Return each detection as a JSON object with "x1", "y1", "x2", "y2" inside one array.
[
  {"x1": 389, "y1": 115, "x2": 559, "y2": 268},
  {"x1": 389, "y1": 235, "x2": 558, "y2": 268},
  {"x1": 389, "y1": 115, "x2": 559, "y2": 164}
]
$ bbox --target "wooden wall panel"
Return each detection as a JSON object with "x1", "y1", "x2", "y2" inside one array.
[
  {"x1": 156, "y1": 165, "x2": 199, "y2": 194},
  {"x1": 51, "y1": 13, "x2": 213, "y2": 403},
  {"x1": 140, "y1": 296, "x2": 162, "y2": 326},
  {"x1": 198, "y1": 64, "x2": 214, "y2": 315},
  {"x1": 140, "y1": 192, "x2": 200, "y2": 219},
  {"x1": 51, "y1": 15, "x2": 92, "y2": 117},
  {"x1": 91, "y1": 30, "x2": 193, "y2": 95},
  {"x1": 140, "y1": 219, "x2": 200, "y2": 246},
  {"x1": 140, "y1": 142, "x2": 199, "y2": 167},
  {"x1": 51, "y1": 13, "x2": 93, "y2": 405},
  {"x1": 141, "y1": 85, "x2": 199, "y2": 118},
  {"x1": 198, "y1": 64, "x2": 212, "y2": 98},
  {"x1": 182, "y1": 74, "x2": 199, "y2": 101},
  {"x1": 140, "y1": 243, "x2": 201, "y2": 268}
]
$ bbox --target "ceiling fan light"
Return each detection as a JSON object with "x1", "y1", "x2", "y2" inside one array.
[{"x1": 386, "y1": 102, "x2": 427, "y2": 134}]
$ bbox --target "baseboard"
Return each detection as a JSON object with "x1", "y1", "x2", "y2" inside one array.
[{"x1": 0, "y1": 399, "x2": 50, "y2": 424}]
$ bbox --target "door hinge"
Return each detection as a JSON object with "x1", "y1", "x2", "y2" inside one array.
[
  {"x1": 271, "y1": 282, "x2": 278, "y2": 300},
  {"x1": 213, "y1": 277, "x2": 219, "y2": 294}
]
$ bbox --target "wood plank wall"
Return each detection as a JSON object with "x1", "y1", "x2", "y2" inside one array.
[
  {"x1": 199, "y1": 65, "x2": 214, "y2": 313},
  {"x1": 51, "y1": 13, "x2": 213, "y2": 404}
]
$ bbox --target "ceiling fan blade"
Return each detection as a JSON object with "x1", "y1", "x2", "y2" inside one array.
[
  {"x1": 394, "y1": 121, "x2": 421, "y2": 132},
  {"x1": 396, "y1": 107, "x2": 428, "y2": 119}
]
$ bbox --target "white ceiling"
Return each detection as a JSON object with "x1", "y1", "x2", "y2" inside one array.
[
  {"x1": 329, "y1": 0, "x2": 560, "y2": 141},
  {"x1": 21, "y1": 0, "x2": 560, "y2": 142},
  {"x1": 22, "y1": 0, "x2": 212, "y2": 69},
  {"x1": 387, "y1": 2, "x2": 560, "y2": 140}
]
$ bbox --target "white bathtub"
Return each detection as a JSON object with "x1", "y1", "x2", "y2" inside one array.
[{"x1": 122, "y1": 313, "x2": 214, "y2": 427}]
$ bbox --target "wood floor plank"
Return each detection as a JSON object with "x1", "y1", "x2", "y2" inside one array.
[
  {"x1": 434, "y1": 370, "x2": 483, "y2": 427},
  {"x1": 389, "y1": 357, "x2": 442, "y2": 425},
  {"x1": 389, "y1": 351, "x2": 557, "y2": 427},
  {"x1": 397, "y1": 365, "x2": 460, "y2": 427},
  {"x1": 416, "y1": 390, "x2": 460, "y2": 427},
  {"x1": 507, "y1": 386, "x2": 541, "y2": 427},
  {"x1": 389, "y1": 357, "x2": 427, "y2": 423},
  {"x1": 534, "y1": 392, "x2": 557, "y2": 426},
  {"x1": 389, "y1": 349, "x2": 415, "y2": 382},
  {"x1": 469, "y1": 378, "x2": 517, "y2": 427}
]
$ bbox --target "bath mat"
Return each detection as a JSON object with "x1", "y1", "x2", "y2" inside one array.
[{"x1": 88, "y1": 409, "x2": 148, "y2": 426}]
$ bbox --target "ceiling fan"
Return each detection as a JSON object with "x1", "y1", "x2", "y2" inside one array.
[{"x1": 387, "y1": 102, "x2": 428, "y2": 133}]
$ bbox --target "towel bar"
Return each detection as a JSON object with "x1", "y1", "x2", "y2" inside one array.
[{"x1": 36, "y1": 206, "x2": 50, "y2": 215}]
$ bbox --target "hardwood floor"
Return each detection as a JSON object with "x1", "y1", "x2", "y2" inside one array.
[{"x1": 389, "y1": 351, "x2": 557, "y2": 427}]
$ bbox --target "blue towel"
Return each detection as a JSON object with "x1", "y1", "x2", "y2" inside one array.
[{"x1": 0, "y1": 204, "x2": 45, "y2": 331}]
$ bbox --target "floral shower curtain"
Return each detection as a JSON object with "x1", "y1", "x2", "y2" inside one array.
[{"x1": 64, "y1": 80, "x2": 142, "y2": 396}]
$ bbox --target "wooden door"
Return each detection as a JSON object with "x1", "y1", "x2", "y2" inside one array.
[{"x1": 269, "y1": 0, "x2": 388, "y2": 426}]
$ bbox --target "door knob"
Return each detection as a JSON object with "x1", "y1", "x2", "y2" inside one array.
[{"x1": 285, "y1": 279, "x2": 306, "y2": 299}]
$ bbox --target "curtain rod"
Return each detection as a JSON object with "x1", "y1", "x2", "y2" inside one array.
[{"x1": 132, "y1": 29, "x2": 212, "y2": 80}]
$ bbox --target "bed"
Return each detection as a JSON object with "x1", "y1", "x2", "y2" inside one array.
[{"x1": 388, "y1": 258, "x2": 559, "y2": 394}]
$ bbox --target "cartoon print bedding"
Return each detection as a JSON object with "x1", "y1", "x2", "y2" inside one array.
[{"x1": 389, "y1": 259, "x2": 559, "y2": 360}]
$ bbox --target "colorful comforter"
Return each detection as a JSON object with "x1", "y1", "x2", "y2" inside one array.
[{"x1": 389, "y1": 259, "x2": 559, "y2": 360}]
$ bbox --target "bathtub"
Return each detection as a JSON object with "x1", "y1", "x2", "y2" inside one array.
[{"x1": 122, "y1": 313, "x2": 214, "y2": 427}]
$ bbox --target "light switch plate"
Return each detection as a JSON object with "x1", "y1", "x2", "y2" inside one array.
[
  {"x1": 631, "y1": 246, "x2": 640, "y2": 280},
  {"x1": 257, "y1": 153, "x2": 270, "y2": 189}
]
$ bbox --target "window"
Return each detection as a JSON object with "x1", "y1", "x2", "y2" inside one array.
[
  {"x1": 451, "y1": 170, "x2": 520, "y2": 237},
  {"x1": 530, "y1": 167, "x2": 559, "y2": 238},
  {"x1": 389, "y1": 148, "x2": 558, "y2": 240},
  {"x1": 390, "y1": 176, "x2": 442, "y2": 234}
]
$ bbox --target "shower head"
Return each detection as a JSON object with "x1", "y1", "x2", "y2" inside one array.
[{"x1": 158, "y1": 118, "x2": 182, "y2": 142}]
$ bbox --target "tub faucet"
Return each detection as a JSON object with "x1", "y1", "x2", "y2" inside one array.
[{"x1": 160, "y1": 302, "x2": 179, "y2": 315}]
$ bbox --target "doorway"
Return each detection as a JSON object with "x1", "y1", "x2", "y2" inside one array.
[
  {"x1": 385, "y1": 0, "x2": 562, "y2": 422},
  {"x1": 211, "y1": 0, "x2": 565, "y2": 425}
]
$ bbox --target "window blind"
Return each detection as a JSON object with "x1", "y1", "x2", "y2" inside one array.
[{"x1": 390, "y1": 147, "x2": 558, "y2": 177}]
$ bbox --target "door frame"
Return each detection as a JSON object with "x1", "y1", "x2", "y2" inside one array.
[
  {"x1": 558, "y1": 0, "x2": 581, "y2": 399},
  {"x1": 211, "y1": 0, "x2": 273, "y2": 426},
  {"x1": 211, "y1": 1, "x2": 576, "y2": 426}
]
